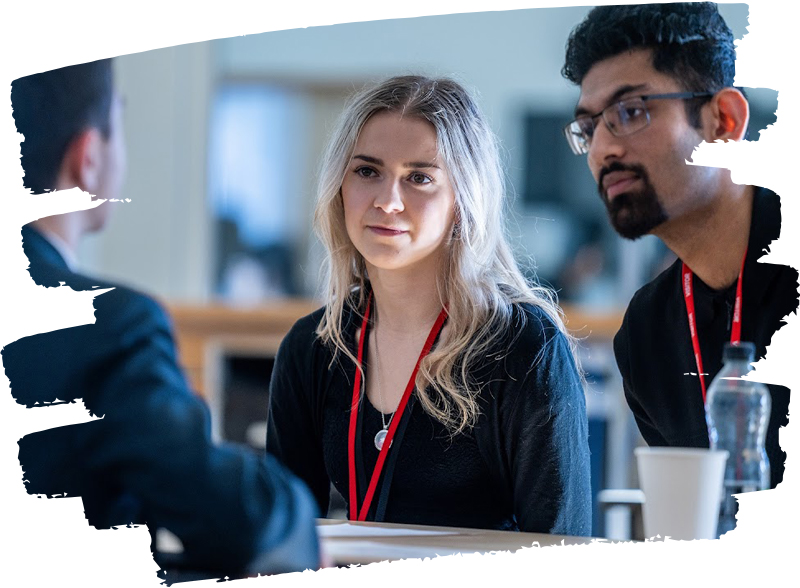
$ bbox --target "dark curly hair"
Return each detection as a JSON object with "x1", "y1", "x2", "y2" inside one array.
[
  {"x1": 11, "y1": 59, "x2": 114, "y2": 195},
  {"x1": 562, "y1": 3, "x2": 737, "y2": 127}
]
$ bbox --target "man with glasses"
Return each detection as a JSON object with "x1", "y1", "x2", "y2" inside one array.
[{"x1": 561, "y1": 3, "x2": 796, "y2": 491}]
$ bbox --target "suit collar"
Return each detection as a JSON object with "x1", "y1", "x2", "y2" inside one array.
[{"x1": 21, "y1": 224, "x2": 71, "y2": 272}]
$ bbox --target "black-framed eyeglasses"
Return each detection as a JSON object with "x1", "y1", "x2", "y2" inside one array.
[{"x1": 563, "y1": 92, "x2": 714, "y2": 155}]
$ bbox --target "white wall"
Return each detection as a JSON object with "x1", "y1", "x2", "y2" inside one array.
[
  {"x1": 80, "y1": 41, "x2": 214, "y2": 303},
  {"x1": 215, "y1": 4, "x2": 750, "y2": 211}
]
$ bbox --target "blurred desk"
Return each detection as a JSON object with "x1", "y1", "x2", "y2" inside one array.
[
  {"x1": 164, "y1": 301, "x2": 625, "y2": 457},
  {"x1": 164, "y1": 300, "x2": 624, "y2": 398},
  {"x1": 165, "y1": 300, "x2": 318, "y2": 397},
  {"x1": 317, "y1": 519, "x2": 593, "y2": 565},
  {"x1": 561, "y1": 304, "x2": 624, "y2": 340}
]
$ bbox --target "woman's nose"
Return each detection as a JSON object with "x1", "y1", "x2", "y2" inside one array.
[{"x1": 373, "y1": 179, "x2": 405, "y2": 213}]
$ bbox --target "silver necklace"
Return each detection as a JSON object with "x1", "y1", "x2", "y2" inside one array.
[{"x1": 371, "y1": 327, "x2": 394, "y2": 451}]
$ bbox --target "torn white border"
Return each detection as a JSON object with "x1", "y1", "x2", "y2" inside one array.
[{"x1": 1, "y1": 1, "x2": 796, "y2": 587}]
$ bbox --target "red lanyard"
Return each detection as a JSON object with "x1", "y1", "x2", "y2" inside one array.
[
  {"x1": 347, "y1": 293, "x2": 448, "y2": 521},
  {"x1": 682, "y1": 250, "x2": 746, "y2": 402}
]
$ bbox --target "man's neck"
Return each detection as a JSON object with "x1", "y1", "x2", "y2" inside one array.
[
  {"x1": 29, "y1": 215, "x2": 84, "y2": 268},
  {"x1": 655, "y1": 185, "x2": 755, "y2": 290}
]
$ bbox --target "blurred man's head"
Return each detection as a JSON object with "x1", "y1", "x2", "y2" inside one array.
[
  {"x1": 561, "y1": 3, "x2": 748, "y2": 240},
  {"x1": 11, "y1": 59, "x2": 125, "y2": 234}
]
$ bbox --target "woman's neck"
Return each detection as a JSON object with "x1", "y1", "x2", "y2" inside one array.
[{"x1": 368, "y1": 263, "x2": 445, "y2": 337}]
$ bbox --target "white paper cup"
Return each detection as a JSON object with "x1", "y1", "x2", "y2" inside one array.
[{"x1": 635, "y1": 447, "x2": 728, "y2": 540}]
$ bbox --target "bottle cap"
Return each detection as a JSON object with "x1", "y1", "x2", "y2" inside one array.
[{"x1": 723, "y1": 341, "x2": 755, "y2": 362}]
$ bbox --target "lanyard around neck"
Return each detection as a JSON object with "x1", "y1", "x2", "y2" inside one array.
[
  {"x1": 681, "y1": 250, "x2": 746, "y2": 403},
  {"x1": 347, "y1": 292, "x2": 448, "y2": 521}
]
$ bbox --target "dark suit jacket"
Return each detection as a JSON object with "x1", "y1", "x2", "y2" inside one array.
[{"x1": 2, "y1": 225, "x2": 319, "y2": 579}]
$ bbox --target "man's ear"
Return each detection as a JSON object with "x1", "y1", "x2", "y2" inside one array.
[
  {"x1": 704, "y1": 88, "x2": 750, "y2": 142},
  {"x1": 58, "y1": 128, "x2": 105, "y2": 195}
]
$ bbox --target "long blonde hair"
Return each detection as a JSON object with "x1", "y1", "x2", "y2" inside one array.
[{"x1": 314, "y1": 75, "x2": 580, "y2": 434}]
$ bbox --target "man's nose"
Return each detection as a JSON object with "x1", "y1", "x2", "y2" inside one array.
[
  {"x1": 373, "y1": 178, "x2": 405, "y2": 213},
  {"x1": 588, "y1": 119, "x2": 626, "y2": 172}
]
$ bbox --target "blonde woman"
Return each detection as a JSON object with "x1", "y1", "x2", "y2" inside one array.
[{"x1": 267, "y1": 75, "x2": 591, "y2": 535}]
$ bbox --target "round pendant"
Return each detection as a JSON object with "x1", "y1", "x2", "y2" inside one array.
[{"x1": 374, "y1": 429, "x2": 389, "y2": 451}]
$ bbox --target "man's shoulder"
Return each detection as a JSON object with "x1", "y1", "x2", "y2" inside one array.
[
  {"x1": 22, "y1": 226, "x2": 164, "y2": 322},
  {"x1": 754, "y1": 185, "x2": 779, "y2": 201},
  {"x1": 71, "y1": 268, "x2": 165, "y2": 319},
  {"x1": 625, "y1": 259, "x2": 682, "y2": 320},
  {"x1": 615, "y1": 259, "x2": 683, "y2": 359},
  {"x1": 35, "y1": 262, "x2": 172, "y2": 340},
  {"x1": 750, "y1": 185, "x2": 782, "y2": 249}
]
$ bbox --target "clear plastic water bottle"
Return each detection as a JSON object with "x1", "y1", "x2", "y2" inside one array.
[{"x1": 705, "y1": 341, "x2": 771, "y2": 535}]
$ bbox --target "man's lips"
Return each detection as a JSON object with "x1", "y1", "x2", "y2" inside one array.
[
  {"x1": 602, "y1": 171, "x2": 640, "y2": 201},
  {"x1": 368, "y1": 225, "x2": 408, "y2": 236}
]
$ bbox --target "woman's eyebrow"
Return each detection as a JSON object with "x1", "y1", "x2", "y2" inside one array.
[
  {"x1": 353, "y1": 154, "x2": 382, "y2": 165},
  {"x1": 403, "y1": 161, "x2": 440, "y2": 169},
  {"x1": 353, "y1": 154, "x2": 440, "y2": 170}
]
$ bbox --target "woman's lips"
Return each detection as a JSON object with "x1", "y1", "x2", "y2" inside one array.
[{"x1": 368, "y1": 226, "x2": 408, "y2": 236}]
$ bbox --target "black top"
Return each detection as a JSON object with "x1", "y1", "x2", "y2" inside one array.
[
  {"x1": 267, "y1": 301, "x2": 592, "y2": 536},
  {"x1": 614, "y1": 187, "x2": 798, "y2": 487},
  {"x1": 2, "y1": 225, "x2": 320, "y2": 577}
]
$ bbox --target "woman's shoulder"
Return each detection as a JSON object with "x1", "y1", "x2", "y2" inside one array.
[
  {"x1": 281, "y1": 303, "x2": 361, "y2": 356},
  {"x1": 502, "y1": 301, "x2": 565, "y2": 353},
  {"x1": 281, "y1": 306, "x2": 328, "y2": 350},
  {"x1": 471, "y1": 302, "x2": 579, "y2": 426},
  {"x1": 469, "y1": 301, "x2": 567, "y2": 385}
]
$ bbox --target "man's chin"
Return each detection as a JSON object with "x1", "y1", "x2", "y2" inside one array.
[{"x1": 609, "y1": 211, "x2": 662, "y2": 241}]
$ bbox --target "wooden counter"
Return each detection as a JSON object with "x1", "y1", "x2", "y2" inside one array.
[
  {"x1": 165, "y1": 299, "x2": 319, "y2": 397},
  {"x1": 164, "y1": 300, "x2": 623, "y2": 398}
]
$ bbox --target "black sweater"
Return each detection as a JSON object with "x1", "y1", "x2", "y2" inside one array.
[
  {"x1": 267, "y1": 302, "x2": 592, "y2": 536},
  {"x1": 615, "y1": 187, "x2": 798, "y2": 487}
]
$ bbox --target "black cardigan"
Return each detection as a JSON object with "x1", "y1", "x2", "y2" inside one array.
[{"x1": 267, "y1": 301, "x2": 592, "y2": 536}]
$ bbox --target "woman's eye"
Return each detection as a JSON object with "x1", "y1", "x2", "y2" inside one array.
[
  {"x1": 409, "y1": 172, "x2": 432, "y2": 185},
  {"x1": 355, "y1": 166, "x2": 377, "y2": 178}
]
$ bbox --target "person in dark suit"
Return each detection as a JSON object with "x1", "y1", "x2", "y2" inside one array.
[{"x1": 3, "y1": 59, "x2": 320, "y2": 581}]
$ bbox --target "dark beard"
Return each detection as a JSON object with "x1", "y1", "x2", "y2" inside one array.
[{"x1": 598, "y1": 162, "x2": 668, "y2": 240}]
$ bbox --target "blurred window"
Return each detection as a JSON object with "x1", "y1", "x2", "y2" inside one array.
[{"x1": 208, "y1": 84, "x2": 307, "y2": 300}]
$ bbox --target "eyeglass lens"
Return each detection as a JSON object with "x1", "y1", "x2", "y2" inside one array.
[{"x1": 566, "y1": 98, "x2": 650, "y2": 154}]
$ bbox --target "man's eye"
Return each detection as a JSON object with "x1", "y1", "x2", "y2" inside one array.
[
  {"x1": 576, "y1": 119, "x2": 594, "y2": 139},
  {"x1": 617, "y1": 101, "x2": 646, "y2": 123},
  {"x1": 624, "y1": 106, "x2": 645, "y2": 119}
]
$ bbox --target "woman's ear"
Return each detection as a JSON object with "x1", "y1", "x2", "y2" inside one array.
[
  {"x1": 704, "y1": 88, "x2": 750, "y2": 142},
  {"x1": 57, "y1": 128, "x2": 105, "y2": 194}
]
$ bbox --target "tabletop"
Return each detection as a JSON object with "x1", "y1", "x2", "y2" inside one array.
[{"x1": 317, "y1": 518, "x2": 595, "y2": 566}]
